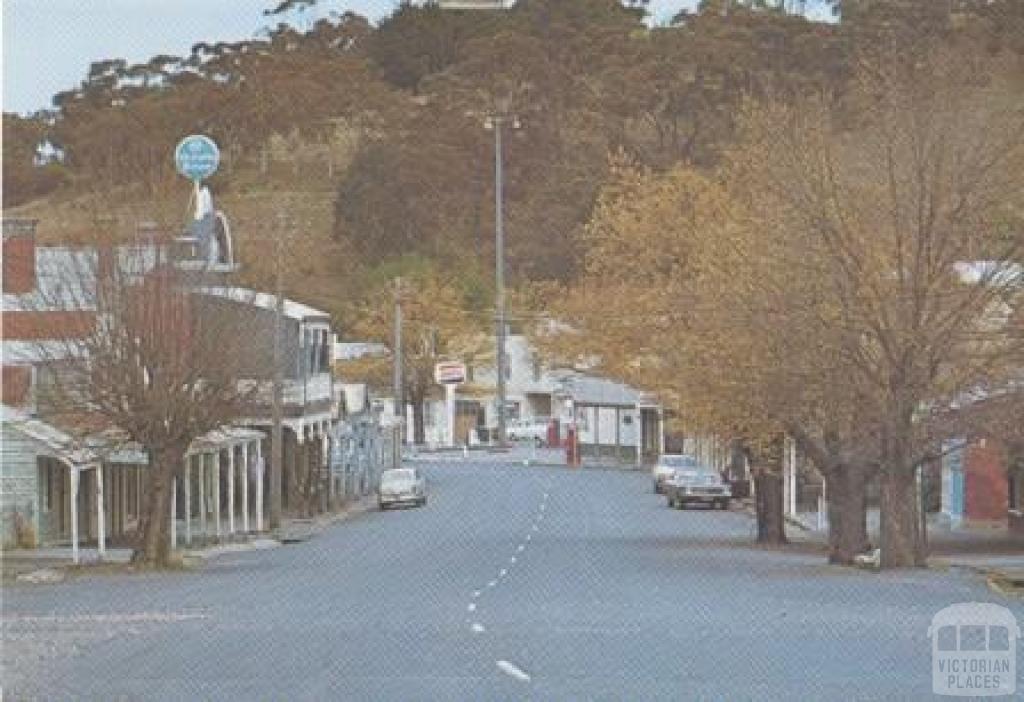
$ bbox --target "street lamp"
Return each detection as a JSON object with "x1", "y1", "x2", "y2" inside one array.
[{"x1": 484, "y1": 112, "x2": 520, "y2": 447}]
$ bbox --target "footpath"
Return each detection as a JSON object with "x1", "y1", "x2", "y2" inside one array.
[
  {"x1": 752, "y1": 501, "x2": 1024, "y2": 596},
  {"x1": 3, "y1": 496, "x2": 378, "y2": 585}
]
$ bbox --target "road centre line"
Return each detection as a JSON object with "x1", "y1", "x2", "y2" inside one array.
[{"x1": 497, "y1": 660, "x2": 532, "y2": 682}]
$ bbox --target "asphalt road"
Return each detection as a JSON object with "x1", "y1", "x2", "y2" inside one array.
[{"x1": 3, "y1": 460, "x2": 1021, "y2": 700}]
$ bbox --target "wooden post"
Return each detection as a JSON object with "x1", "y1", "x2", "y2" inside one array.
[
  {"x1": 185, "y1": 455, "x2": 193, "y2": 545},
  {"x1": 242, "y1": 441, "x2": 250, "y2": 534},
  {"x1": 120, "y1": 468, "x2": 128, "y2": 537},
  {"x1": 256, "y1": 440, "x2": 264, "y2": 532},
  {"x1": 96, "y1": 465, "x2": 106, "y2": 559},
  {"x1": 214, "y1": 450, "x2": 222, "y2": 539},
  {"x1": 228, "y1": 444, "x2": 236, "y2": 535},
  {"x1": 171, "y1": 475, "x2": 178, "y2": 550},
  {"x1": 199, "y1": 453, "x2": 207, "y2": 537},
  {"x1": 70, "y1": 467, "x2": 80, "y2": 565}
]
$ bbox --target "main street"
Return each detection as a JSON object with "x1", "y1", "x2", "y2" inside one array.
[{"x1": 4, "y1": 460, "x2": 1019, "y2": 700}]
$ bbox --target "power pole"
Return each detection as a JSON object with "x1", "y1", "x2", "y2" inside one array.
[
  {"x1": 493, "y1": 114, "x2": 508, "y2": 447},
  {"x1": 393, "y1": 277, "x2": 404, "y2": 443},
  {"x1": 270, "y1": 210, "x2": 285, "y2": 529}
]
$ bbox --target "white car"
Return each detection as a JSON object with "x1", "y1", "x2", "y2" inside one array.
[
  {"x1": 664, "y1": 468, "x2": 732, "y2": 510},
  {"x1": 378, "y1": 468, "x2": 427, "y2": 509},
  {"x1": 506, "y1": 417, "x2": 550, "y2": 446},
  {"x1": 652, "y1": 454, "x2": 700, "y2": 494}
]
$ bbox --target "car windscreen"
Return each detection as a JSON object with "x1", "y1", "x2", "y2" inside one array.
[{"x1": 382, "y1": 470, "x2": 416, "y2": 484}]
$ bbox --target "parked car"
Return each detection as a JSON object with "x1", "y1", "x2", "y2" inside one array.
[
  {"x1": 652, "y1": 454, "x2": 700, "y2": 493},
  {"x1": 664, "y1": 468, "x2": 731, "y2": 510},
  {"x1": 378, "y1": 468, "x2": 427, "y2": 509},
  {"x1": 506, "y1": 417, "x2": 551, "y2": 446}
]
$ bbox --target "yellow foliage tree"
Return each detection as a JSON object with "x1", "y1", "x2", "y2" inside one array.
[{"x1": 342, "y1": 268, "x2": 491, "y2": 443}]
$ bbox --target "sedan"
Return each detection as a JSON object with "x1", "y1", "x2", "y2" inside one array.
[
  {"x1": 378, "y1": 468, "x2": 427, "y2": 509},
  {"x1": 652, "y1": 454, "x2": 700, "y2": 494},
  {"x1": 665, "y1": 469, "x2": 731, "y2": 510}
]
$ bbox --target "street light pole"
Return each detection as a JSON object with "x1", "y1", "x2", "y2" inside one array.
[{"x1": 270, "y1": 210, "x2": 285, "y2": 529}]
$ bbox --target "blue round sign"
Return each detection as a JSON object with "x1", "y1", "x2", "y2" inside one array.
[{"x1": 174, "y1": 134, "x2": 220, "y2": 182}]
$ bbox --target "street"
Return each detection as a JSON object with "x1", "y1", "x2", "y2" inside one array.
[{"x1": 4, "y1": 459, "x2": 1021, "y2": 700}]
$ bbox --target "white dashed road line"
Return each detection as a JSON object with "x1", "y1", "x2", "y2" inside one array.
[
  {"x1": 465, "y1": 488, "x2": 551, "y2": 645},
  {"x1": 497, "y1": 660, "x2": 532, "y2": 682}
]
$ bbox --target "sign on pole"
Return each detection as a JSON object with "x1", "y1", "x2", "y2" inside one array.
[
  {"x1": 435, "y1": 361, "x2": 466, "y2": 447},
  {"x1": 174, "y1": 134, "x2": 220, "y2": 182},
  {"x1": 435, "y1": 361, "x2": 467, "y2": 386}
]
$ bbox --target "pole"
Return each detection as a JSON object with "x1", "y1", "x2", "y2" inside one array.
[
  {"x1": 393, "y1": 277, "x2": 404, "y2": 442},
  {"x1": 446, "y1": 384, "x2": 456, "y2": 447},
  {"x1": 494, "y1": 117, "x2": 507, "y2": 447},
  {"x1": 270, "y1": 211, "x2": 285, "y2": 529}
]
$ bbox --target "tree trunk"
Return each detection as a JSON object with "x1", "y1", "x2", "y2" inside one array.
[
  {"x1": 132, "y1": 448, "x2": 179, "y2": 567},
  {"x1": 879, "y1": 467, "x2": 925, "y2": 568},
  {"x1": 754, "y1": 471, "x2": 787, "y2": 545},
  {"x1": 825, "y1": 464, "x2": 870, "y2": 565}
]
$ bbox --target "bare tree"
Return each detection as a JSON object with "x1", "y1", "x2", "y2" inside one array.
[{"x1": 28, "y1": 237, "x2": 261, "y2": 566}]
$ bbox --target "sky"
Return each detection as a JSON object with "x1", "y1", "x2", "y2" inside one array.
[{"x1": 2, "y1": 0, "x2": 707, "y2": 115}]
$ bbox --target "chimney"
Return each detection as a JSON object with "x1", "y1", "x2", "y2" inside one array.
[{"x1": 2, "y1": 219, "x2": 38, "y2": 294}]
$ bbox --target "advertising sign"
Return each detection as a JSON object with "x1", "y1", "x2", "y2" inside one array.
[
  {"x1": 174, "y1": 134, "x2": 220, "y2": 182},
  {"x1": 435, "y1": 361, "x2": 467, "y2": 385}
]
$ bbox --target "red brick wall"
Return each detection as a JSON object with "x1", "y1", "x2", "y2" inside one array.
[
  {"x1": 1, "y1": 365, "x2": 32, "y2": 406},
  {"x1": 1, "y1": 311, "x2": 95, "y2": 340},
  {"x1": 2, "y1": 235, "x2": 36, "y2": 293},
  {"x1": 965, "y1": 440, "x2": 1008, "y2": 522}
]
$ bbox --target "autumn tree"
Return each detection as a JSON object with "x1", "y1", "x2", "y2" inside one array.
[
  {"x1": 342, "y1": 265, "x2": 491, "y2": 444},
  {"x1": 729, "y1": 36, "x2": 1023, "y2": 566}
]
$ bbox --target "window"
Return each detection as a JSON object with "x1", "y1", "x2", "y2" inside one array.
[
  {"x1": 960, "y1": 625, "x2": 986, "y2": 651},
  {"x1": 990, "y1": 626, "x2": 1010, "y2": 651},
  {"x1": 936, "y1": 625, "x2": 957, "y2": 652}
]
